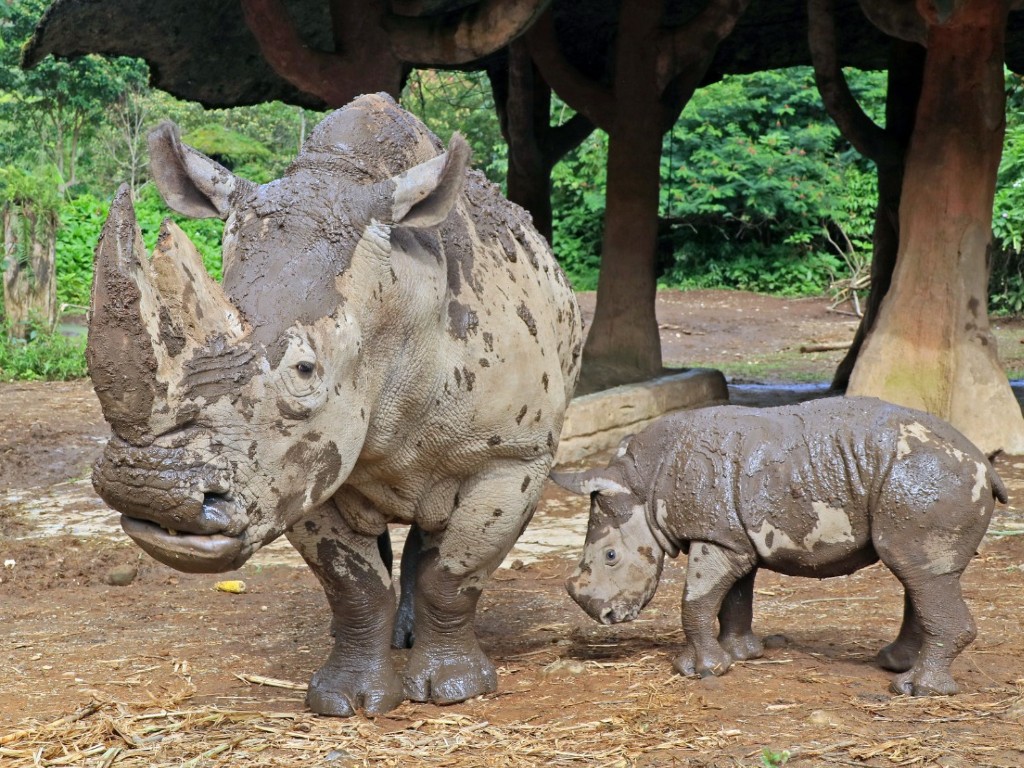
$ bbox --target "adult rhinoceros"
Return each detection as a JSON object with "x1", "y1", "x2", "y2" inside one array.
[{"x1": 86, "y1": 93, "x2": 583, "y2": 716}]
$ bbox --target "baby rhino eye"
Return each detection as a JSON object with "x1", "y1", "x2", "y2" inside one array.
[
  {"x1": 296, "y1": 360, "x2": 315, "y2": 377},
  {"x1": 604, "y1": 548, "x2": 619, "y2": 566}
]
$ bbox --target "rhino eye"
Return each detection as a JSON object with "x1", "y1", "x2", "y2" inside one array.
[
  {"x1": 296, "y1": 360, "x2": 316, "y2": 377},
  {"x1": 604, "y1": 548, "x2": 619, "y2": 566}
]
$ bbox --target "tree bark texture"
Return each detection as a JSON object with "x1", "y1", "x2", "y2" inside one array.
[
  {"x1": 2, "y1": 203, "x2": 58, "y2": 340},
  {"x1": 490, "y1": 40, "x2": 594, "y2": 243},
  {"x1": 847, "y1": 0, "x2": 1024, "y2": 453},
  {"x1": 831, "y1": 41, "x2": 923, "y2": 389}
]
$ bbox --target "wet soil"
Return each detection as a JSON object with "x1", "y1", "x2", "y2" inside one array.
[{"x1": 2, "y1": 290, "x2": 1024, "y2": 766}]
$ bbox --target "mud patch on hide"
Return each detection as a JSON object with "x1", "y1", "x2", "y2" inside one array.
[
  {"x1": 517, "y1": 303, "x2": 538, "y2": 337},
  {"x1": 440, "y1": 210, "x2": 480, "y2": 298},
  {"x1": 158, "y1": 306, "x2": 187, "y2": 357},
  {"x1": 447, "y1": 300, "x2": 479, "y2": 341}
]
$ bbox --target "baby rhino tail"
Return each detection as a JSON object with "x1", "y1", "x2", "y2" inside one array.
[{"x1": 986, "y1": 451, "x2": 1009, "y2": 504}]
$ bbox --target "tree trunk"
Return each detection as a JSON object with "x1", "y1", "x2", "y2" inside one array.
[
  {"x1": 489, "y1": 41, "x2": 594, "y2": 244},
  {"x1": 847, "y1": 0, "x2": 1024, "y2": 453},
  {"x1": 577, "y1": 2, "x2": 664, "y2": 393},
  {"x1": 832, "y1": 41, "x2": 923, "y2": 390},
  {"x1": 2, "y1": 202, "x2": 58, "y2": 340}
]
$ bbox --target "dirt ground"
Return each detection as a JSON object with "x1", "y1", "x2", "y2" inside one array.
[{"x1": 2, "y1": 289, "x2": 1024, "y2": 767}]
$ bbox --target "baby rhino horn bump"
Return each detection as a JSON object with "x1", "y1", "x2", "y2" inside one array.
[
  {"x1": 86, "y1": 185, "x2": 163, "y2": 443},
  {"x1": 549, "y1": 469, "x2": 629, "y2": 496}
]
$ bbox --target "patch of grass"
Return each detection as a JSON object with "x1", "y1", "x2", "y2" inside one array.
[
  {"x1": 680, "y1": 356, "x2": 836, "y2": 384},
  {"x1": 0, "y1": 323, "x2": 88, "y2": 381},
  {"x1": 761, "y1": 748, "x2": 791, "y2": 767}
]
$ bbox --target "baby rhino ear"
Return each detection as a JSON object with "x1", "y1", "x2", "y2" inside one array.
[
  {"x1": 387, "y1": 133, "x2": 471, "y2": 228},
  {"x1": 549, "y1": 468, "x2": 630, "y2": 497}
]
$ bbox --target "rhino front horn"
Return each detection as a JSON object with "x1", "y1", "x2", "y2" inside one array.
[
  {"x1": 87, "y1": 185, "x2": 247, "y2": 444},
  {"x1": 87, "y1": 185, "x2": 166, "y2": 444}
]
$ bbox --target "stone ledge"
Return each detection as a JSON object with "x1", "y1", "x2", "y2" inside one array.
[{"x1": 555, "y1": 368, "x2": 729, "y2": 465}]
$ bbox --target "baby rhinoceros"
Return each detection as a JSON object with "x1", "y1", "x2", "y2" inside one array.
[{"x1": 552, "y1": 397, "x2": 1006, "y2": 696}]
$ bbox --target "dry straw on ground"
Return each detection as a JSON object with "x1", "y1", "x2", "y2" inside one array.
[{"x1": 2, "y1": 662, "x2": 1022, "y2": 768}]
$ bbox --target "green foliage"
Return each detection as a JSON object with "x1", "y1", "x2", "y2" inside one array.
[
  {"x1": 402, "y1": 70, "x2": 507, "y2": 183},
  {"x1": 0, "y1": 317, "x2": 88, "y2": 381},
  {"x1": 0, "y1": 164, "x2": 62, "y2": 214},
  {"x1": 551, "y1": 130, "x2": 608, "y2": 290},
  {"x1": 658, "y1": 67, "x2": 881, "y2": 295},
  {"x1": 0, "y1": 0, "x2": 149, "y2": 194},
  {"x1": 760, "y1": 748, "x2": 791, "y2": 768},
  {"x1": 991, "y1": 72, "x2": 1024, "y2": 314},
  {"x1": 183, "y1": 124, "x2": 275, "y2": 184}
]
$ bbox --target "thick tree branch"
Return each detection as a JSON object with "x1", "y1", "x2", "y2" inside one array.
[
  {"x1": 524, "y1": 9, "x2": 615, "y2": 130},
  {"x1": 547, "y1": 112, "x2": 594, "y2": 162},
  {"x1": 808, "y1": 0, "x2": 900, "y2": 164},
  {"x1": 656, "y1": 0, "x2": 752, "y2": 90},
  {"x1": 858, "y1": 0, "x2": 926, "y2": 42},
  {"x1": 388, "y1": 0, "x2": 551, "y2": 66},
  {"x1": 241, "y1": 0, "x2": 402, "y2": 107}
]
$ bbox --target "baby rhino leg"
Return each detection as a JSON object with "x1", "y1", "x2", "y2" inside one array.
[
  {"x1": 674, "y1": 542, "x2": 756, "y2": 678},
  {"x1": 717, "y1": 569, "x2": 764, "y2": 662},
  {"x1": 877, "y1": 593, "x2": 924, "y2": 672},
  {"x1": 876, "y1": 536, "x2": 978, "y2": 695}
]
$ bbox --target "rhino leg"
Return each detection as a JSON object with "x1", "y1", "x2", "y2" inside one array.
[
  {"x1": 391, "y1": 524, "x2": 425, "y2": 649},
  {"x1": 287, "y1": 501, "x2": 404, "y2": 717},
  {"x1": 673, "y1": 541, "x2": 756, "y2": 678},
  {"x1": 877, "y1": 592, "x2": 924, "y2": 672},
  {"x1": 716, "y1": 568, "x2": 764, "y2": 662},
  {"x1": 403, "y1": 461, "x2": 545, "y2": 705},
  {"x1": 885, "y1": 571, "x2": 975, "y2": 696}
]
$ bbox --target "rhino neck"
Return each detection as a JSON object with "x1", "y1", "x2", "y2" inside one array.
[{"x1": 646, "y1": 498, "x2": 682, "y2": 558}]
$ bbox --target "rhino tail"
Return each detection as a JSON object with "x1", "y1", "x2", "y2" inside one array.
[{"x1": 988, "y1": 464, "x2": 1009, "y2": 505}]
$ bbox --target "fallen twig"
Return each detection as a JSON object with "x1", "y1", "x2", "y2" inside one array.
[
  {"x1": 234, "y1": 673, "x2": 308, "y2": 691},
  {"x1": 800, "y1": 341, "x2": 852, "y2": 353}
]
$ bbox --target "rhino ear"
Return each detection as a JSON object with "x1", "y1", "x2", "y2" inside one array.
[
  {"x1": 388, "y1": 133, "x2": 470, "y2": 228},
  {"x1": 549, "y1": 469, "x2": 630, "y2": 497},
  {"x1": 148, "y1": 121, "x2": 254, "y2": 220}
]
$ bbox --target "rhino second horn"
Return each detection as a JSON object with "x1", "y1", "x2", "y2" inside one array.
[{"x1": 150, "y1": 219, "x2": 247, "y2": 345}]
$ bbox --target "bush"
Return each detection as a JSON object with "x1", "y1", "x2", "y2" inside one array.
[
  {"x1": 551, "y1": 130, "x2": 607, "y2": 290},
  {"x1": 657, "y1": 67, "x2": 880, "y2": 296},
  {"x1": 0, "y1": 318, "x2": 88, "y2": 381}
]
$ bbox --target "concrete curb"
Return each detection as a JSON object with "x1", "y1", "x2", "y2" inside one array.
[{"x1": 554, "y1": 368, "x2": 729, "y2": 465}]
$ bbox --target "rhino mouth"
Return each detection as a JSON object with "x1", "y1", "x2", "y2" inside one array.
[
  {"x1": 121, "y1": 512, "x2": 248, "y2": 574},
  {"x1": 597, "y1": 604, "x2": 642, "y2": 625}
]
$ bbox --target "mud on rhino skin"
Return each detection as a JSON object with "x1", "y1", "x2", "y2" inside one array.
[
  {"x1": 553, "y1": 396, "x2": 1007, "y2": 696},
  {"x1": 86, "y1": 93, "x2": 583, "y2": 716}
]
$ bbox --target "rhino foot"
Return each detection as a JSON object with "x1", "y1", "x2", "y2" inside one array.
[
  {"x1": 876, "y1": 640, "x2": 920, "y2": 673},
  {"x1": 403, "y1": 646, "x2": 498, "y2": 705},
  {"x1": 306, "y1": 660, "x2": 405, "y2": 717},
  {"x1": 673, "y1": 643, "x2": 733, "y2": 678},
  {"x1": 889, "y1": 668, "x2": 959, "y2": 697},
  {"x1": 719, "y1": 631, "x2": 764, "y2": 662}
]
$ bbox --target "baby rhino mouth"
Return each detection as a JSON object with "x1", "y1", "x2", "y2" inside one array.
[{"x1": 120, "y1": 494, "x2": 248, "y2": 573}]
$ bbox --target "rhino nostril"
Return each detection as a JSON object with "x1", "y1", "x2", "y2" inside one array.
[
  {"x1": 599, "y1": 607, "x2": 615, "y2": 624},
  {"x1": 199, "y1": 494, "x2": 232, "y2": 532}
]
